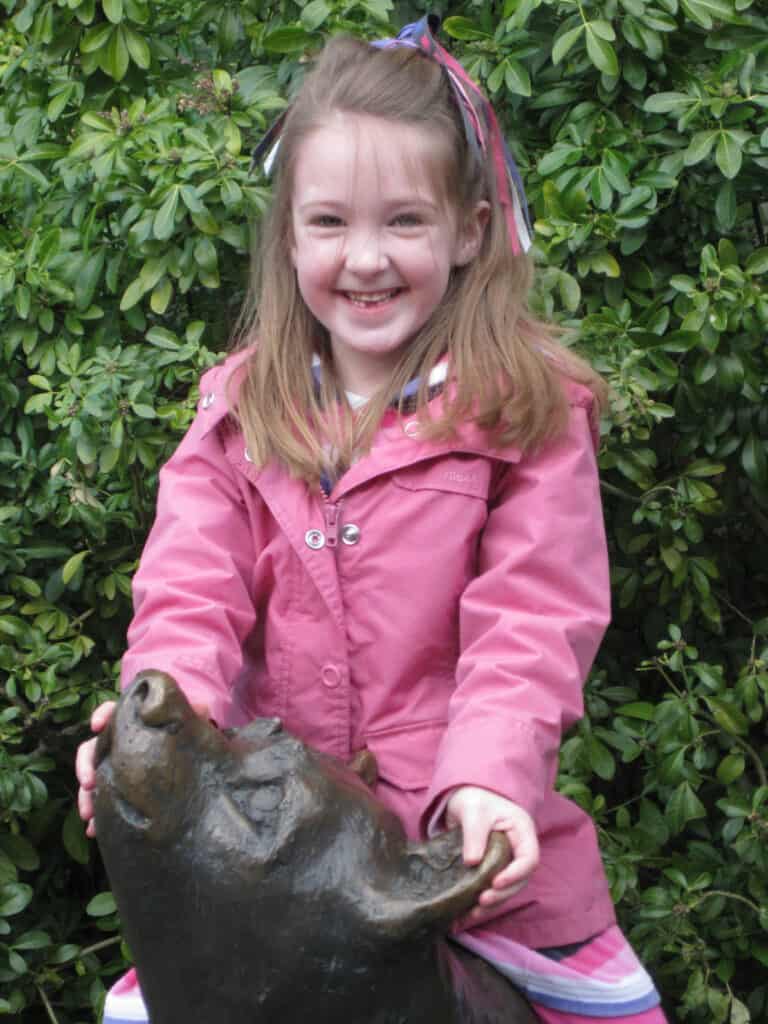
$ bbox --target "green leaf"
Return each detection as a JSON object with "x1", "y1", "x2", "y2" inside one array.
[
  {"x1": 262, "y1": 26, "x2": 313, "y2": 54},
  {"x1": 742, "y1": 435, "x2": 768, "y2": 488},
  {"x1": 715, "y1": 131, "x2": 743, "y2": 179},
  {"x1": 146, "y1": 327, "x2": 180, "y2": 350},
  {"x1": 75, "y1": 250, "x2": 105, "y2": 311},
  {"x1": 716, "y1": 753, "x2": 745, "y2": 784},
  {"x1": 730, "y1": 998, "x2": 750, "y2": 1024},
  {"x1": 213, "y1": 69, "x2": 232, "y2": 94},
  {"x1": 618, "y1": 702, "x2": 657, "y2": 721},
  {"x1": 682, "y1": 0, "x2": 736, "y2": 27},
  {"x1": 684, "y1": 130, "x2": 717, "y2": 166},
  {"x1": 487, "y1": 62, "x2": 506, "y2": 94},
  {"x1": 103, "y1": 0, "x2": 123, "y2": 23},
  {"x1": 666, "y1": 782, "x2": 706, "y2": 832},
  {"x1": 104, "y1": 25, "x2": 130, "y2": 81},
  {"x1": 3, "y1": 836, "x2": 44, "y2": 876},
  {"x1": 715, "y1": 180, "x2": 736, "y2": 231},
  {"x1": 300, "y1": 0, "x2": 330, "y2": 31},
  {"x1": 504, "y1": 59, "x2": 531, "y2": 97},
  {"x1": 124, "y1": 26, "x2": 151, "y2": 69},
  {"x1": 589, "y1": 251, "x2": 621, "y2": 277},
  {"x1": 62, "y1": 551, "x2": 88, "y2": 584},
  {"x1": 132, "y1": 403, "x2": 156, "y2": 419},
  {"x1": 153, "y1": 187, "x2": 180, "y2": 241},
  {"x1": 746, "y1": 248, "x2": 768, "y2": 275},
  {"x1": 80, "y1": 23, "x2": 113, "y2": 52},
  {"x1": 14, "y1": 930, "x2": 51, "y2": 951},
  {"x1": 686, "y1": 460, "x2": 725, "y2": 478},
  {"x1": 558, "y1": 272, "x2": 581, "y2": 312},
  {"x1": 99, "y1": 445, "x2": 120, "y2": 474},
  {"x1": 62, "y1": 806, "x2": 90, "y2": 865},
  {"x1": 150, "y1": 278, "x2": 173, "y2": 314},
  {"x1": 120, "y1": 276, "x2": 145, "y2": 312},
  {"x1": 590, "y1": 19, "x2": 616, "y2": 40},
  {"x1": 552, "y1": 25, "x2": 584, "y2": 65},
  {"x1": 704, "y1": 697, "x2": 749, "y2": 736},
  {"x1": 585, "y1": 29, "x2": 619, "y2": 76},
  {"x1": 194, "y1": 237, "x2": 218, "y2": 272},
  {"x1": 587, "y1": 736, "x2": 616, "y2": 780},
  {"x1": 643, "y1": 92, "x2": 695, "y2": 114},
  {"x1": 0, "y1": 883, "x2": 34, "y2": 917},
  {"x1": 86, "y1": 892, "x2": 117, "y2": 917},
  {"x1": 441, "y1": 17, "x2": 490, "y2": 41}
]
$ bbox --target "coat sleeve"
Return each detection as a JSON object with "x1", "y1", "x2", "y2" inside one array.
[
  {"x1": 120, "y1": 366, "x2": 259, "y2": 726},
  {"x1": 422, "y1": 395, "x2": 611, "y2": 828}
]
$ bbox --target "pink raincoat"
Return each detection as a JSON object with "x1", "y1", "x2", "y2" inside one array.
[{"x1": 121, "y1": 351, "x2": 616, "y2": 950}]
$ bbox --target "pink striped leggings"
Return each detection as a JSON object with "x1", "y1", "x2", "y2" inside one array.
[{"x1": 532, "y1": 1005, "x2": 668, "y2": 1023}]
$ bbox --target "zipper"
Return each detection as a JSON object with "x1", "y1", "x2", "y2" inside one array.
[{"x1": 323, "y1": 500, "x2": 341, "y2": 548}]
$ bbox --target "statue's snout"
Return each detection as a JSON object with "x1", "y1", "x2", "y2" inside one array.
[{"x1": 129, "y1": 671, "x2": 185, "y2": 730}]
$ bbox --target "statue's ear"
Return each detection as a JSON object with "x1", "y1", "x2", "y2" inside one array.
[{"x1": 361, "y1": 830, "x2": 510, "y2": 942}]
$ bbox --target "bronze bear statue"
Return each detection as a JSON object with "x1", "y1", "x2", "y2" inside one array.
[{"x1": 94, "y1": 671, "x2": 537, "y2": 1024}]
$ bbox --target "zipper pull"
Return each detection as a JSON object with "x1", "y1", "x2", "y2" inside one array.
[{"x1": 324, "y1": 502, "x2": 340, "y2": 548}]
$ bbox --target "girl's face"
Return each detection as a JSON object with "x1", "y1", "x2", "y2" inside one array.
[{"x1": 290, "y1": 112, "x2": 487, "y2": 396}]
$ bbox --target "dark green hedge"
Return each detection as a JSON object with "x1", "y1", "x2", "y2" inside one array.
[{"x1": 1, "y1": 0, "x2": 767, "y2": 1020}]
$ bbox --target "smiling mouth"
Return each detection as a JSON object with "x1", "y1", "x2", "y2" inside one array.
[{"x1": 343, "y1": 288, "x2": 403, "y2": 307}]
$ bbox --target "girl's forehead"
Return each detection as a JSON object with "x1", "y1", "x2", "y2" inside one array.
[{"x1": 292, "y1": 112, "x2": 451, "y2": 206}]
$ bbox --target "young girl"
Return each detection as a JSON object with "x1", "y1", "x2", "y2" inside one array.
[{"x1": 77, "y1": 17, "x2": 667, "y2": 1024}]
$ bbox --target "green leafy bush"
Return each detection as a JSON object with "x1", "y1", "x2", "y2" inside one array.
[{"x1": 0, "y1": 0, "x2": 766, "y2": 1020}]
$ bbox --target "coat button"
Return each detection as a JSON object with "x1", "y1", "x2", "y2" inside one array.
[
  {"x1": 403, "y1": 420, "x2": 420, "y2": 438},
  {"x1": 341, "y1": 523, "x2": 360, "y2": 545},
  {"x1": 320, "y1": 664, "x2": 341, "y2": 688},
  {"x1": 305, "y1": 529, "x2": 326, "y2": 550},
  {"x1": 201, "y1": 392, "x2": 215, "y2": 409}
]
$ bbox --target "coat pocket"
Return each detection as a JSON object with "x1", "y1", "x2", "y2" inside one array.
[
  {"x1": 391, "y1": 455, "x2": 493, "y2": 500},
  {"x1": 364, "y1": 719, "x2": 447, "y2": 791}
]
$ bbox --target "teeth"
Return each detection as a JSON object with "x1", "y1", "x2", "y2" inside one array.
[{"x1": 345, "y1": 289, "x2": 398, "y2": 304}]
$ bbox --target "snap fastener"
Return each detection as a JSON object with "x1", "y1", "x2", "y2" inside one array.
[
  {"x1": 305, "y1": 529, "x2": 326, "y2": 550},
  {"x1": 244, "y1": 448, "x2": 254, "y2": 463},
  {"x1": 403, "y1": 420, "x2": 420, "y2": 438},
  {"x1": 201, "y1": 392, "x2": 215, "y2": 409},
  {"x1": 321, "y1": 664, "x2": 341, "y2": 688},
  {"x1": 341, "y1": 523, "x2": 360, "y2": 546}
]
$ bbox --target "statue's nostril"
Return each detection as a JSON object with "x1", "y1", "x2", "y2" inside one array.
[
  {"x1": 131, "y1": 673, "x2": 179, "y2": 729},
  {"x1": 134, "y1": 679, "x2": 150, "y2": 703}
]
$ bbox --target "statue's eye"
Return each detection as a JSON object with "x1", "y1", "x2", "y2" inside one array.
[{"x1": 230, "y1": 782, "x2": 284, "y2": 820}]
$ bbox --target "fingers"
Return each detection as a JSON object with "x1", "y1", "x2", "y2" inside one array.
[
  {"x1": 75, "y1": 735, "x2": 99, "y2": 790},
  {"x1": 77, "y1": 700, "x2": 116, "y2": 838},
  {"x1": 489, "y1": 818, "x2": 540, "y2": 891},
  {"x1": 190, "y1": 699, "x2": 212, "y2": 721},
  {"x1": 459, "y1": 805, "x2": 494, "y2": 867},
  {"x1": 90, "y1": 700, "x2": 116, "y2": 732}
]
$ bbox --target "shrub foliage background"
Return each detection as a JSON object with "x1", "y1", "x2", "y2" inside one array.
[{"x1": 1, "y1": 0, "x2": 767, "y2": 1020}]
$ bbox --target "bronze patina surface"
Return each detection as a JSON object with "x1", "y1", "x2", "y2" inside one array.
[{"x1": 94, "y1": 671, "x2": 537, "y2": 1024}]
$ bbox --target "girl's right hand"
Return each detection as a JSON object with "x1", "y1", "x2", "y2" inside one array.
[{"x1": 76, "y1": 701, "x2": 116, "y2": 838}]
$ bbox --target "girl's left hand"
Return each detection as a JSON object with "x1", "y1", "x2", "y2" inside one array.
[{"x1": 445, "y1": 785, "x2": 540, "y2": 928}]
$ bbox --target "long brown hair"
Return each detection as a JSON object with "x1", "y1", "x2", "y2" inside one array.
[{"x1": 233, "y1": 34, "x2": 604, "y2": 485}]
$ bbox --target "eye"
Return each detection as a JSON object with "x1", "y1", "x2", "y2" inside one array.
[
  {"x1": 229, "y1": 781, "x2": 284, "y2": 821},
  {"x1": 311, "y1": 214, "x2": 343, "y2": 227},
  {"x1": 391, "y1": 212, "x2": 422, "y2": 227}
]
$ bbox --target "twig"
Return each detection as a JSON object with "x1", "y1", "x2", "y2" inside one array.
[
  {"x1": 35, "y1": 984, "x2": 60, "y2": 1024},
  {"x1": 79, "y1": 936, "x2": 122, "y2": 958},
  {"x1": 690, "y1": 889, "x2": 761, "y2": 915}
]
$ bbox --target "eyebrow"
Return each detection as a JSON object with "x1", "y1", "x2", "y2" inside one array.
[{"x1": 296, "y1": 198, "x2": 441, "y2": 214}]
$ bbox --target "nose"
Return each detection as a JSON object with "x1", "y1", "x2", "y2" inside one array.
[
  {"x1": 344, "y1": 227, "x2": 388, "y2": 276},
  {"x1": 130, "y1": 671, "x2": 185, "y2": 729}
]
